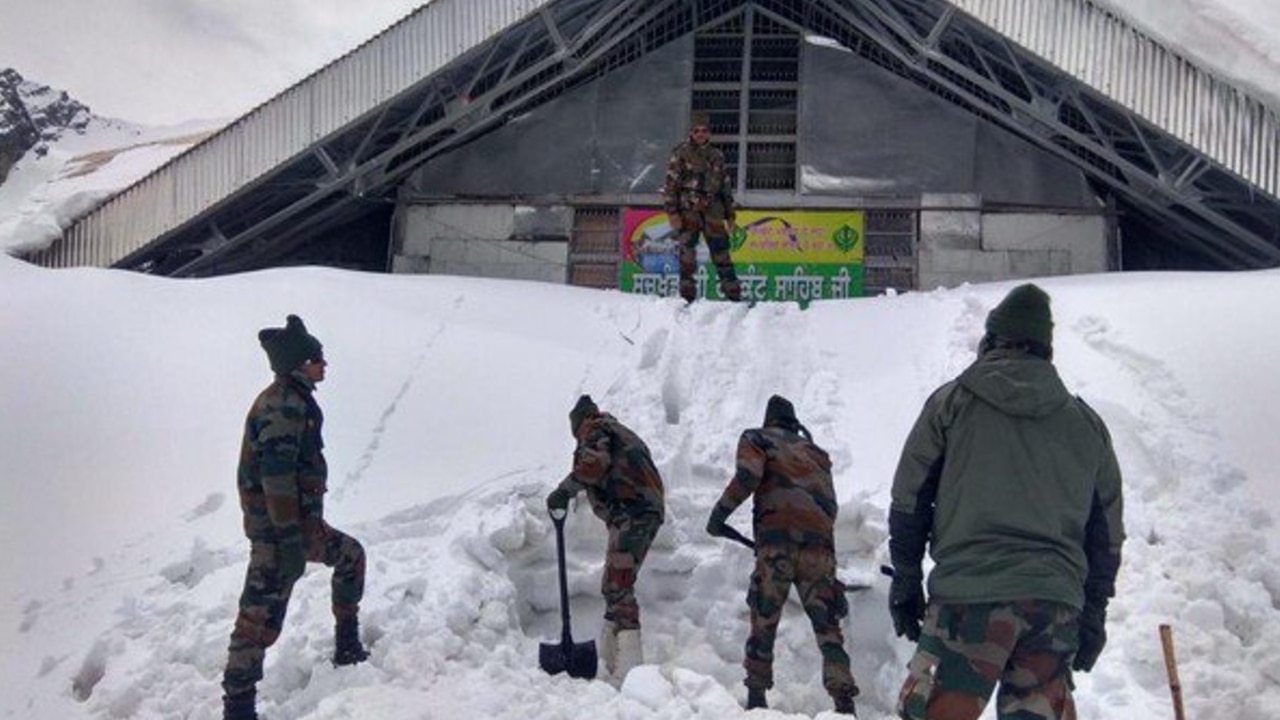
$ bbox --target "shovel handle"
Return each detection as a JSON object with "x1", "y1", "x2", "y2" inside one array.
[
  {"x1": 550, "y1": 509, "x2": 574, "y2": 645},
  {"x1": 721, "y1": 525, "x2": 756, "y2": 550}
]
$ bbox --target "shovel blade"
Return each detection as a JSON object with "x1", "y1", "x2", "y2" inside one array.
[{"x1": 539, "y1": 639, "x2": 598, "y2": 679}]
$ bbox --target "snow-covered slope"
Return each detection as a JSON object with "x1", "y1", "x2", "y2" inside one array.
[
  {"x1": 0, "y1": 114, "x2": 220, "y2": 255},
  {"x1": 1, "y1": 253, "x2": 1277, "y2": 719},
  {"x1": 0, "y1": 68, "x2": 222, "y2": 256}
]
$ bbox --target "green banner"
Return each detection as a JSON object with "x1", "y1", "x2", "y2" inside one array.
[{"x1": 619, "y1": 208, "x2": 865, "y2": 303}]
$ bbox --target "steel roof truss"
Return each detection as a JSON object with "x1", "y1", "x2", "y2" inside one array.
[
  {"x1": 815, "y1": 0, "x2": 1280, "y2": 267},
  {"x1": 169, "y1": 0, "x2": 661, "y2": 275},
  {"x1": 134, "y1": 0, "x2": 1280, "y2": 276}
]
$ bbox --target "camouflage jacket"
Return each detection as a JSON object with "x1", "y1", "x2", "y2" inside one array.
[
  {"x1": 713, "y1": 426, "x2": 838, "y2": 548},
  {"x1": 236, "y1": 374, "x2": 327, "y2": 543},
  {"x1": 662, "y1": 140, "x2": 736, "y2": 222},
  {"x1": 556, "y1": 412, "x2": 665, "y2": 523}
]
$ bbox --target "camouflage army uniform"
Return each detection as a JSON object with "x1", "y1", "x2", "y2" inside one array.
[
  {"x1": 662, "y1": 134, "x2": 743, "y2": 302},
  {"x1": 898, "y1": 601, "x2": 1079, "y2": 720},
  {"x1": 708, "y1": 398, "x2": 858, "y2": 706},
  {"x1": 552, "y1": 407, "x2": 665, "y2": 630},
  {"x1": 889, "y1": 284, "x2": 1125, "y2": 720},
  {"x1": 222, "y1": 373, "x2": 366, "y2": 697}
]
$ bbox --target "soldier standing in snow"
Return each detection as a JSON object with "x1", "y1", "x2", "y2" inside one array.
[
  {"x1": 222, "y1": 315, "x2": 369, "y2": 720},
  {"x1": 546, "y1": 395, "x2": 665, "y2": 681},
  {"x1": 662, "y1": 110, "x2": 743, "y2": 303},
  {"x1": 888, "y1": 284, "x2": 1125, "y2": 720},
  {"x1": 706, "y1": 395, "x2": 859, "y2": 715}
]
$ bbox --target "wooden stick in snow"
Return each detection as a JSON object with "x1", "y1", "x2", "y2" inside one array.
[{"x1": 1159, "y1": 624, "x2": 1187, "y2": 720}]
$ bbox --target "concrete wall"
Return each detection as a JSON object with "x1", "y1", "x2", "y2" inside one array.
[
  {"x1": 917, "y1": 194, "x2": 1110, "y2": 290},
  {"x1": 392, "y1": 204, "x2": 569, "y2": 283},
  {"x1": 397, "y1": 32, "x2": 1105, "y2": 288}
]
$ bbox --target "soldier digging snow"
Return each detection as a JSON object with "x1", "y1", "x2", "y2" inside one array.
[
  {"x1": 222, "y1": 315, "x2": 369, "y2": 720},
  {"x1": 662, "y1": 110, "x2": 743, "y2": 303},
  {"x1": 546, "y1": 395, "x2": 665, "y2": 682},
  {"x1": 888, "y1": 284, "x2": 1125, "y2": 720},
  {"x1": 706, "y1": 395, "x2": 859, "y2": 714}
]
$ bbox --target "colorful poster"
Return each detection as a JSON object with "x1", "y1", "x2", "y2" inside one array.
[{"x1": 619, "y1": 208, "x2": 865, "y2": 303}]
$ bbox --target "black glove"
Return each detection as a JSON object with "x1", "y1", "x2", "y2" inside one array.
[
  {"x1": 277, "y1": 533, "x2": 306, "y2": 584},
  {"x1": 1073, "y1": 602, "x2": 1108, "y2": 671},
  {"x1": 546, "y1": 487, "x2": 573, "y2": 511},
  {"x1": 705, "y1": 506, "x2": 731, "y2": 538},
  {"x1": 888, "y1": 573, "x2": 925, "y2": 642}
]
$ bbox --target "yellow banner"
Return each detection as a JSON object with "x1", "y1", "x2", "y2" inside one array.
[{"x1": 730, "y1": 210, "x2": 865, "y2": 263}]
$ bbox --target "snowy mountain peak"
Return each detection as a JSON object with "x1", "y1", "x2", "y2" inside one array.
[{"x1": 0, "y1": 68, "x2": 93, "y2": 180}]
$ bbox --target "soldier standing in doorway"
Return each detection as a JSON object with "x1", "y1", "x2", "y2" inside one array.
[{"x1": 662, "y1": 110, "x2": 744, "y2": 303}]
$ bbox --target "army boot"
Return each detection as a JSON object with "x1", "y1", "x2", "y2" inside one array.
[
  {"x1": 746, "y1": 687, "x2": 767, "y2": 710},
  {"x1": 614, "y1": 628, "x2": 643, "y2": 681},
  {"x1": 598, "y1": 620, "x2": 619, "y2": 677},
  {"x1": 222, "y1": 689, "x2": 258, "y2": 720},
  {"x1": 834, "y1": 693, "x2": 858, "y2": 716},
  {"x1": 333, "y1": 617, "x2": 369, "y2": 666}
]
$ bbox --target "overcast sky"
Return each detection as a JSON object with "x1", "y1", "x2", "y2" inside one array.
[{"x1": 0, "y1": 0, "x2": 430, "y2": 126}]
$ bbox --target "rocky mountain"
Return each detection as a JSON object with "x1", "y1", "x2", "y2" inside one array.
[{"x1": 0, "y1": 68, "x2": 92, "y2": 185}]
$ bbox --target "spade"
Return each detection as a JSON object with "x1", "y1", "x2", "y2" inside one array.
[{"x1": 538, "y1": 508, "x2": 597, "y2": 679}]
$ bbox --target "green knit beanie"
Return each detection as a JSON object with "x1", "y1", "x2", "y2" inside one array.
[
  {"x1": 258, "y1": 314, "x2": 323, "y2": 375},
  {"x1": 985, "y1": 283, "x2": 1053, "y2": 350},
  {"x1": 569, "y1": 394, "x2": 599, "y2": 435}
]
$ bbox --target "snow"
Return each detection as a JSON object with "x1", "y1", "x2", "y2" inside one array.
[
  {"x1": 0, "y1": 118, "x2": 222, "y2": 254},
  {"x1": 3, "y1": 1, "x2": 1280, "y2": 717},
  {"x1": 2, "y1": 251, "x2": 1279, "y2": 719},
  {"x1": 6, "y1": 0, "x2": 1280, "y2": 257},
  {"x1": 1091, "y1": 0, "x2": 1280, "y2": 113}
]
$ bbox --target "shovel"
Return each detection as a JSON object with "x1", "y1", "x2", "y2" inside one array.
[
  {"x1": 538, "y1": 508, "x2": 598, "y2": 679},
  {"x1": 720, "y1": 527, "x2": 873, "y2": 592}
]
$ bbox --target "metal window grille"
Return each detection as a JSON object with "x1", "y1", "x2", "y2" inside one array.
[
  {"x1": 863, "y1": 210, "x2": 918, "y2": 295},
  {"x1": 568, "y1": 207, "x2": 621, "y2": 289},
  {"x1": 692, "y1": 6, "x2": 800, "y2": 194}
]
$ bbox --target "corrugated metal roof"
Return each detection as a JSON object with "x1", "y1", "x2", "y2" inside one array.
[
  {"x1": 49, "y1": 0, "x2": 556, "y2": 269},
  {"x1": 31, "y1": 0, "x2": 1280, "y2": 270},
  {"x1": 953, "y1": 0, "x2": 1280, "y2": 198}
]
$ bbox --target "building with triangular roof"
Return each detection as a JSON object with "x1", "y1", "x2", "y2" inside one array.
[{"x1": 21, "y1": 0, "x2": 1280, "y2": 297}]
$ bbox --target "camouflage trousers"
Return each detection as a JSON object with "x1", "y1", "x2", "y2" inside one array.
[
  {"x1": 222, "y1": 521, "x2": 366, "y2": 696},
  {"x1": 676, "y1": 211, "x2": 742, "y2": 302},
  {"x1": 602, "y1": 513, "x2": 662, "y2": 630},
  {"x1": 744, "y1": 541, "x2": 856, "y2": 699},
  {"x1": 897, "y1": 600, "x2": 1079, "y2": 720}
]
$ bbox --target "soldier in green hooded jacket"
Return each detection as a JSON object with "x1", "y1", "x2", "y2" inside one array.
[
  {"x1": 662, "y1": 111, "x2": 743, "y2": 303},
  {"x1": 707, "y1": 395, "x2": 859, "y2": 715},
  {"x1": 547, "y1": 395, "x2": 665, "y2": 682},
  {"x1": 221, "y1": 315, "x2": 369, "y2": 720},
  {"x1": 888, "y1": 284, "x2": 1125, "y2": 720}
]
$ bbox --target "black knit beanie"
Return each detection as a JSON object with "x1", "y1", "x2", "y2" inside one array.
[
  {"x1": 985, "y1": 283, "x2": 1053, "y2": 351},
  {"x1": 765, "y1": 394, "x2": 811, "y2": 435},
  {"x1": 569, "y1": 394, "x2": 599, "y2": 435},
  {"x1": 259, "y1": 314, "x2": 323, "y2": 375}
]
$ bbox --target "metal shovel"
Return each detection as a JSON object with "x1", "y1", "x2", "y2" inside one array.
[
  {"x1": 719, "y1": 527, "x2": 872, "y2": 592},
  {"x1": 538, "y1": 508, "x2": 597, "y2": 679}
]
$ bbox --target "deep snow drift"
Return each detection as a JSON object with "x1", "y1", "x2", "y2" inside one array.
[{"x1": 2, "y1": 253, "x2": 1278, "y2": 719}]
